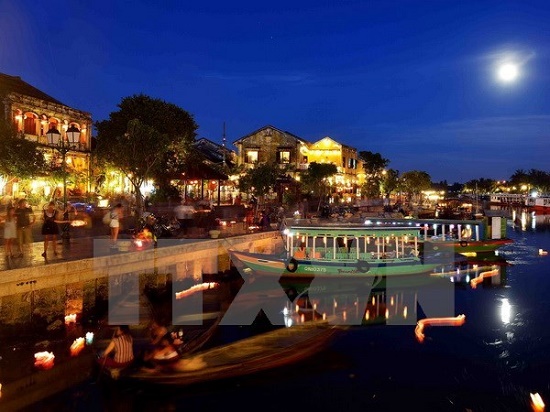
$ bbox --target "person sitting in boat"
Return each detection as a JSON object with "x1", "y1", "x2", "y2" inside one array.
[
  {"x1": 144, "y1": 321, "x2": 180, "y2": 363},
  {"x1": 148, "y1": 320, "x2": 169, "y2": 346},
  {"x1": 149, "y1": 336, "x2": 180, "y2": 364},
  {"x1": 98, "y1": 325, "x2": 134, "y2": 369}
]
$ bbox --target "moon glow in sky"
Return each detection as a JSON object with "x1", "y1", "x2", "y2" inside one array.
[{"x1": 498, "y1": 63, "x2": 519, "y2": 82}]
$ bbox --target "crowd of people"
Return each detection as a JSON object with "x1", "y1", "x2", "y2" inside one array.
[
  {"x1": 0, "y1": 198, "x2": 78, "y2": 261},
  {"x1": 0, "y1": 193, "x2": 311, "y2": 260}
]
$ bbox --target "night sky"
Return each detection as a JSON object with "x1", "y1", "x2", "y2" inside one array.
[{"x1": 1, "y1": 0, "x2": 549, "y2": 183}]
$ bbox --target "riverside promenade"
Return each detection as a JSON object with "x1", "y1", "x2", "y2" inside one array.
[
  {"x1": 1, "y1": 236, "x2": 98, "y2": 271},
  {"x1": 0, "y1": 213, "x2": 251, "y2": 272}
]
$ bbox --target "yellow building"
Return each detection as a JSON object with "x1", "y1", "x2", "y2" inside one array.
[
  {"x1": 233, "y1": 125, "x2": 361, "y2": 201},
  {"x1": 0, "y1": 73, "x2": 92, "y2": 203},
  {"x1": 303, "y1": 136, "x2": 360, "y2": 200}
]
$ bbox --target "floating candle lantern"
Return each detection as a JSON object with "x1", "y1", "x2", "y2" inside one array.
[
  {"x1": 64, "y1": 313, "x2": 77, "y2": 325},
  {"x1": 70, "y1": 337, "x2": 85, "y2": 356},
  {"x1": 470, "y1": 269, "x2": 499, "y2": 289},
  {"x1": 530, "y1": 392, "x2": 545, "y2": 411},
  {"x1": 539, "y1": 249, "x2": 548, "y2": 256},
  {"x1": 85, "y1": 332, "x2": 94, "y2": 345},
  {"x1": 415, "y1": 314, "x2": 466, "y2": 343},
  {"x1": 175, "y1": 282, "x2": 219, "y2": 299},
  {"x1": 34, "y1": 351, "x2": 55, "y2": 370}
]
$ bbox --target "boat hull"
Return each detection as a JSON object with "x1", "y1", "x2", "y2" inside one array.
[
  {"x1": 229, "y1": 250, "x2": 440, "y2": 278},
  {"x1": 425, "y1": 238, "x2": 514, "y2": 255},
  {"x1": 126, "y1": 322, "x2": 340, "y2": 386}
]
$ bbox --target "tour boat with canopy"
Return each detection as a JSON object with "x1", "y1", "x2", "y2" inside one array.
[
  {"x1": 229, "y1": 221, "x2": 444, "y2": 281},
  {"x1": 362, "y1": 216, "x2": 513, "y2": 255}
]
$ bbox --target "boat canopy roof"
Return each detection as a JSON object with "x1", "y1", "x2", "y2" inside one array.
[
  {"x1": 363, "y1": 217, "x2": 483, "y2": 226},
  {"x1": 285, "y1": 224, "x2": 421, "y2": 238}
]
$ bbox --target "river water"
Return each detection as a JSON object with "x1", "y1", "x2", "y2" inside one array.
[{"x1": 22, "y1": 209, "x2": 550, "y2": 411}]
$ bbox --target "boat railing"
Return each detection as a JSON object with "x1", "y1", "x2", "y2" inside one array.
[{"x1": 292, "y1": 247, "x2": 420, "y2": 263}]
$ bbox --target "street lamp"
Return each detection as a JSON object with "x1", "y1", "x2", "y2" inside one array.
[{"x1": 46, "y1": 124, "x2": 81, "y2": 244}]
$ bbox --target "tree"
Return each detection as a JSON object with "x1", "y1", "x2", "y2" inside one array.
[
  {"x1": 400, "y1": 170, "x2": 432, "y2": 205},
  {"x1": 95, "y1": 94, "x2": 198, "y2": 212},
  {"x1": 381, "y1": 168, "x2": 400, "y2": 199},
  {"x1": 358, "y1": 151, "x2": 389, "y2": 199},
  {"x1": 0, "y1": 118, "x2": 46, "y2": 179},
  {"x1": 300, "y1": 162, "x2": 338, "y2": 210},
  {"x1": 238, "y1": 162, "x2": 281, "y2": 209},
  {"x1": 463, "y1": 178, "x2": 495, "y2": 195}
]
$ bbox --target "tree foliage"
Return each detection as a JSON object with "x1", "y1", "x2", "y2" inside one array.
[
  {"x1": 400, "y1": 170, "x2": 432, "y2": 203},
  {"x1": 358, "y1": 151, "x2": 390, "y2": 199},
  {"x1": 463, "y1": 178, "x2": 495, "y2": 194},
  {"x1": 509, "y1": 169, "x2": 550, "y2": 193},
  {"x1": 95, "y1": 94, "x2": 198, "y2": 210},
  {"x1": 300, "y1": 162, "x2": 338, "y2": 209},
  {"x1": 238, "y1": 163, "x2": 280, "y2": 203},
  {"x1": 0, "y1": 118, "x2": 46, "y2": 178},
  {"x1": 381, "y1": 168, "x2": 400, "y2": 198}
]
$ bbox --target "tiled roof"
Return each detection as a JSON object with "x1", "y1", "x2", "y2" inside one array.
[
  {"x1": 0, "y1": 72, "x2": 65, "y2": 105},
  {"x1": 195, "y1": 138, "x2": 235, "y2": 166},
  {"x1": 232, "y1": 124, "x2": 309, "y2": 145}
]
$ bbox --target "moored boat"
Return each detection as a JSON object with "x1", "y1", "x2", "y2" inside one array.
[
  {"x1": 230, "y1": 222, "x2": 444, "y2": 282},
  {"x1": 363, "y1": 216, "x2": 513, "y2": 255},
  {"x1": 525, "y1": 195, "x2": 550, "y2": 213},
  {"x1": 125, "y1": 321, "x2": 341, "y2": 386}
]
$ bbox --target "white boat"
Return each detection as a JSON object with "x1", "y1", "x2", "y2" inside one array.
[{"x1": 525, "y1": 195, "x2": 550, "y2": 213}]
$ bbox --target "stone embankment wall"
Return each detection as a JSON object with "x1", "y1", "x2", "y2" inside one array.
[{"x1": 0, "y1": 232, "x2": 282, "y2": 325}]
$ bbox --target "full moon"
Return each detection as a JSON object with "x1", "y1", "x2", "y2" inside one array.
[{"x1": 498, "y1": 63, "x2": 519, "y2": 82}]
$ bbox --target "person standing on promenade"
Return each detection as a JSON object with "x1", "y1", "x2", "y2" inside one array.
[
  {"x1": 173, "y1": 200, "x2": 195, "y2": 237},
  {"x1": 234, "y1": 193, "x2": 242, "y2": 205},
  {"x1": 41, "y1": 201, "x2": 68, "y2": 259},
  {"x1": 15, "y1": 198, "x2": 35, "y2": 257},
  {"x1": 1, "y1": 206, "x2": 17, "y2": 258},
  {"x1": 109, "y1": 203, "x2": 124, "y2": 247}
]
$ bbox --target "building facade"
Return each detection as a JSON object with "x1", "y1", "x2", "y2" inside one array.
[
  {"x1": 0, "y1": 73, "x2": 92, "y2": 203},
  {"x1": 233, "y1": 125, "x2": 361, "y2": 201},
  {"x1": 233, "y1": 125, "x2": 309, "y2": 171}
]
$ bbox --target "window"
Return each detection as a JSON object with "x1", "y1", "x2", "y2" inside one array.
[
  {"x1": 245, "y1": 150, "x2": 258, "y2": 164},
  {"x1": 24, "y1": 114, "x2": 37, "y2": 135},
  {"x1": 278, "y1": 150, "x2": 291, "y2": 164}
]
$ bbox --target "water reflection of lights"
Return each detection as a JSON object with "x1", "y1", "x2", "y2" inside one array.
[
  {"x1": 432, "y1": 263, "x2": 501, "y2": 285},
  {"x1": 500, "y1": 298, "x2": 512, "y2": 324}
]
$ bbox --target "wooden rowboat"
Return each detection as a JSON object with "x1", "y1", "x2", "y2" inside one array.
[{"x1": 125, "y1": 321, "x2": 341, "y2": 386}]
